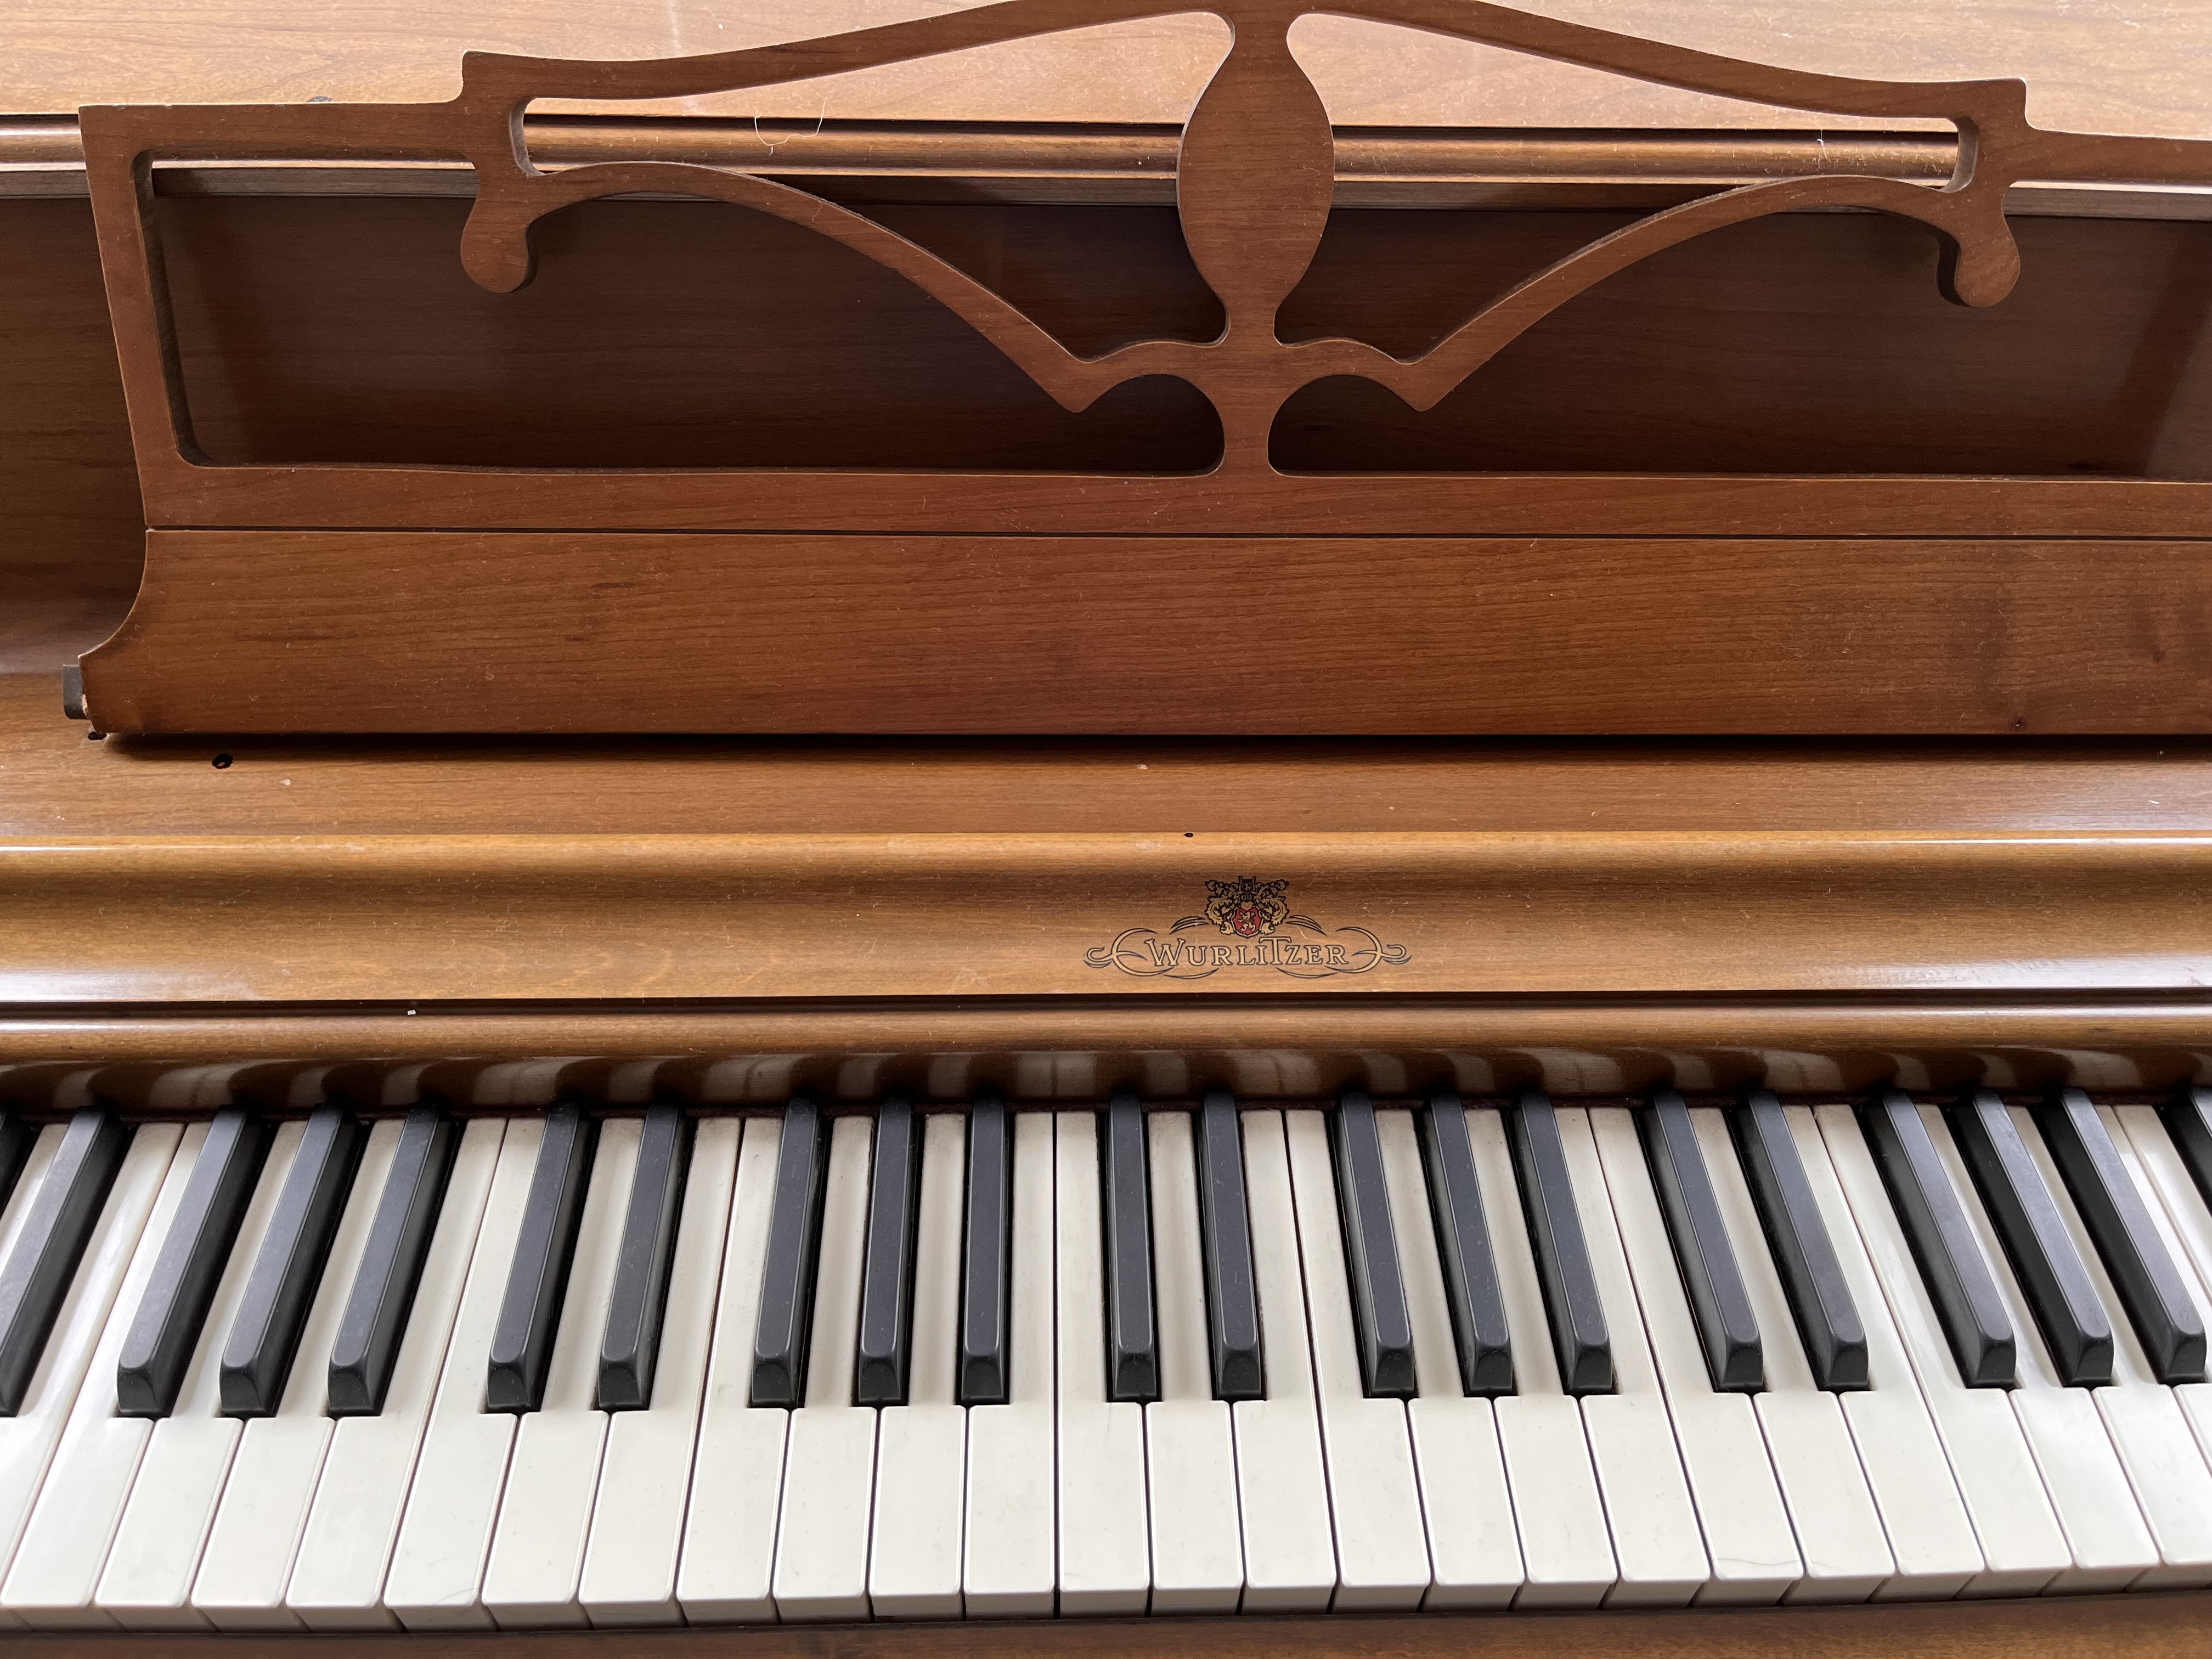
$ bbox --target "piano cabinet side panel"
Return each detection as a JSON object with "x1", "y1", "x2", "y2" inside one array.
[{"x1": 76, "y1": 529, "x2": 2212, "y2": 735}]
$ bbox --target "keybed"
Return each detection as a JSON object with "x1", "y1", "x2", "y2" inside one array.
[{"x1": 0, "y1": 1089, "x2": 2201, "y2": 1625}]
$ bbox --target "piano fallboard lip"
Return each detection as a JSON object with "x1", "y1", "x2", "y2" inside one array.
[{"x1": 2, "y1": 831, "x2": 2209, "y2": 1007}]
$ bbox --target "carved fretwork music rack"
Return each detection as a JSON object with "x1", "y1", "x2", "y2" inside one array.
[{"x1": 70, "y1": 0, "x2": 2212, "y2": 736}]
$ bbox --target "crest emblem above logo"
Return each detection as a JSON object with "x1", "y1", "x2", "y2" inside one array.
[{"x1": 1085, "y1": 877, "x2": 1410, "y2": 980}]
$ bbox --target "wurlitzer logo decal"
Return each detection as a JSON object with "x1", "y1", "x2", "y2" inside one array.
[{"x1": 1084, "y1": 876, "x2": 1412, "y2": 980}]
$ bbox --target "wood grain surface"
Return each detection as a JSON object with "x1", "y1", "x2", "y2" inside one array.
[{"x1": 74, "y1": 530, "x2": 2212, "y2": 736}]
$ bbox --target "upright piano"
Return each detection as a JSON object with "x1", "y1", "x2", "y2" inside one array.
[{"x1": 4, "y1": 0, "x2": 2212, "y2": 1651}]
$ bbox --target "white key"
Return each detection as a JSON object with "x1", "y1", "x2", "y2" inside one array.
[
  {"x1": 1781, "y1": 1105, "x2": 1982, "y2": 1599},
  {"x1": 1915, "y1": 1105, "x2": 2156, "y2": 1590},
  {"x1": 99, "y1": 1122, "x2": 307, "y2": 1627},
  {"x1": 381, "y1": 1118, "x2": 544, "y2": 1629},
  {"x1": 963, "y1": 1110, "x2": 1055, "y2": 1616},
  {"x1": 2104, "y1": 1105, "x2": 2212, "y2": 1462},
  {"x1": 0, "y1": 1126, "x2": 179, "y2": 1613},
  {"x1": 286, "y1": 1117, "x2": 506, "y2": 1629},
  {"x1": 1553, "y1": 1108, "x2": 1709, "y2": 1606},
  {"x1": 579, "y1": 1118, "x2": 739, "y2": 1626},
  {"x1": 2081, "y1": 1105, "x2": 2212, "y2": 1581},
  {"x1": 1816, "y1": 1104, "x2": 2069, "y2": 1595},
  {"x1": 1141, "y1": 1110, "x2": 1242, "y2": 1612},
  {"x1": 1465, "y1": 1107, "x2": 1614, "y2": 1607},
  {"x1": 675, "y1": 1117, "x2": 787, "y2": 1622},
  {"x1": 483, "y1": 1118, "x2": 642, "y2": 1626},
  {"x1": 1231, "y1": 1109, "x2": 1335, "y2": 1611},
  {"x1": 194, "y1": 1119, "x2": 404, "y2": 1628},
  {"x1": 1054, "y1": 1111, "x2": 1148, "y2": 1613},
  {"x1": 1, "y1": 1122, "x2": 199, "y2": 1627},
  {"x1": 867, "y1": 1111, "x2": 968, "y2": 1618},
  {"x1": 1588, "y1": 1107, "x2": 1800, "y2": 1604},
  {"x1": 1283, "y1": 1108, "x2": 1430, "y2": 1609},
  {"x1": 1374, "y1": 1109, "x2": 1521, "y2": 1609},
  {"x1": 1688, "y1": 1108, "x2": 1893, "y2": 1604},
  {"x1": 771, "y1": 1114, "x2": 877, "y2": 1621}
]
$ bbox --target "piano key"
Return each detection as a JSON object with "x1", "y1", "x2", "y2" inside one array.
[
  {"x1": 221, "y1": 1107, "x2": 364, "y2": 1418},
  {"x1": 1689, "y1": 1107, "x2": 1895, "y2": 1603},
  {"x1": 96, "y1": 1121, "x2": 305, "y2": 1626},
  {"x1": 749, "y1": 1100, "x2": 826, "y2": 1411},
  {"x1": 0, "y1": 1108, "x2": 129, "y2": 1415},
  {"x1": 286, "y1": 1117, "x2": 504, "y2": 1629},
  {"x1": 673, "y1": 1116, "x2": 787, "y2": 1623},
  {"x1": 0, "y1": 1117, "x2": 36, "y2": 1236},
  {"x1": 1230, "y1": 1108, "x2": 1336, "y2": 1611},
  {"x1": 1552, "y1": 1108, "x2": 1711, "y2": 1606},
  {"x1": 1589, "y1": 1107, "x2": 1799, "y2": 1605},
  {"x1": 853, "y1": 1098, "x2": 919, "y2": 1409},
  {"x1": 481, "y1": 1117, "x2": 641, "y2": 1627},
  {"x1": 1138, "y1": 1109, "x2": 1244, "y2": 1613},
  {"x1": 1947, "y1": 1091, "x2": 2113, "y2": 1387},
  {"x1": 958, "y1": 1093, "x2": 1012, "y2": 1408},
  {"x1": 1917, "y1": 1104, "x2": 2160, "y2": 1590},
  {"x1": 1054, "y1": 1109, "x2": 1149, "y2": 1614},
  {"x1": 486, "y1": 1102, "x2": 595, "y2": 1414},
  {"x1": 1374, "y1": 1108, "x2": 1520, "y2": 1608},
  {"x1": 1816, "y1": 1104, "x2": 2069, "y2": 1594},
  {"x1": 770, "y1": 1114, "x2": 877, "y2": 1621},
  {"x1": 867, "y1": 1110, "x2": 970, "y2": 1618},
  {"x1": 1417, "y1": 1093, "x2": 1513, "y2": 1397},
  {"x1": 116, "y1": 1107, "x2": 272, "y2": 1420},
  {"x1": 2162, "y1": 1089, "x2": 2212, "y2": 1209},
  {"x1": 1195, "y1": 1091, "x2": 1264, "y2": 1403},
  {"x1": 1858, "y1": 1091, "x2": 2015, "y2": 1389},
  {"x1": 1329, "y1": 1093, "x2": 1417, "y2": 1401},
  {"x1": 1641, "y1": 1091, "x2": 1762, "y2": 1393},
  {"x1": 1733, "y1": 1093, "x2": 1867, "y2": 1392},
  {"x1": 1997, "y1": 1106, "x2": 2212, "y2": 1586},
  {"x1": 597, "y1": 1103, "x2": 691, "y2": 1412},
  {"x1": 0, "y1": 1127, "x2": 178, "y2": 1596},
  {"x1": 1284, "y1": 1108, "x2": 1430, "y2": 1607},
  {"x1": 0, "y1": 1122, "x2": 200, "y2": 1626},
  {"x1": 379, "y1": 1120, "x2": 544, "y2": 1629},
  {"x1": 1511, "y1": 1092, "x2": 1612, "y2": 1396},
  {"x1": 963, "y1": 1108, "x2": 1056, "y2": 1616},
  {"x1": 2098, "y1": 1107, "x2": 2212, "y2": 1464},
  {"x1": 1463, "y1": 1104, "x2": 1616, "y2": 1607},
  {"x1": 578, "y1": 1118, "x2": 739, "y2": 1626},
  {"x1": 1101, "y1": 1093, "x2": 1158, "y2": 1404},
  {"x1": 325, "y1": 1105, "x2": 458, "y2": 1418},
  {"x1": 2039, "y1": 1089, "x2": 2206, "y2": 1385},
  {"x1": 192, "y1": 1119, "x2": 403, "y2": 1628},
  {"x1": 1777, "y1": 1104, "x2": 1983, "y2": 1598}
]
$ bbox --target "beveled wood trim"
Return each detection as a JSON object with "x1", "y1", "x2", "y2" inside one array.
[
  {"x1": 3, "y1": 830, "x2": 2209, "y2": 1008},
  {"x1": 0, "y1": 1591, "x2": 2202, "y2": 1654}
]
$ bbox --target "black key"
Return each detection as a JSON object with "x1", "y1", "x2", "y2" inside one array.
[
  {"x1": 1331, "y1": 1092, "x2": 1417, "y2": 1399},
  {"x1": 750, "y1": 1099, "x2": 828, "y2": 1408},
  {"x1": 486, "y1": 1103, "x2": 596, "y2": 1413},
  {"x1": 1643, "y1": 1091, "x2": 1764, "y2": 1392},
  {"x1": 958, "y1": 1093, "x2": 1013, "y2": 1406},
  {"x1": 1511, "y1": 1091, "x2": 1612, "y2": 1395},
  {"x1": 854, "y1": 1099, "x2": 921, "y2": 1407},
  {"x1": 2040, "y1": 1090, "x2": 2207, "y2": 1385},
  {"x1": 1417, "y1": 1093, "x2": 1513, "y2": 1396},
  {"x1": 221, "y1": 1107, "x2": 364, "y2": 1417},
  {"x1": 597, "y1": 1103, "x2": 691, "y2": 1412},
  {"x1": 328, "y1": 1105, "x2": 457, "y2": 1416},
  {"x1": 1948, "y1": 1091, "x2": 2113, "y2": 1387},
  {"x1": 1733, "y1": 1092, "x2": 1868, "y2": 1391},
  {"x1": 1102, "y1": 1094, "x2": 1159, "y2": 1403},
  {"x1": 0, "y1": 1116, "x2": 34, "y2": 1227},
  {"x1": 1195, "y1": 1091, "x2": 1265, "y2": 1402},
  {"x1": 2164, "y1": 1089, "x2": 2212, "y2": 1212},
  {"x1": 0, "y1": 1108, "x2": 128, "y2": 1415},
  {"x1": 118, "y1": 1106, "x2": 272, "y2": 1418},
  {"x1": 1860, "y1": 1091, "x2": 2014, "y2": 1387}
]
